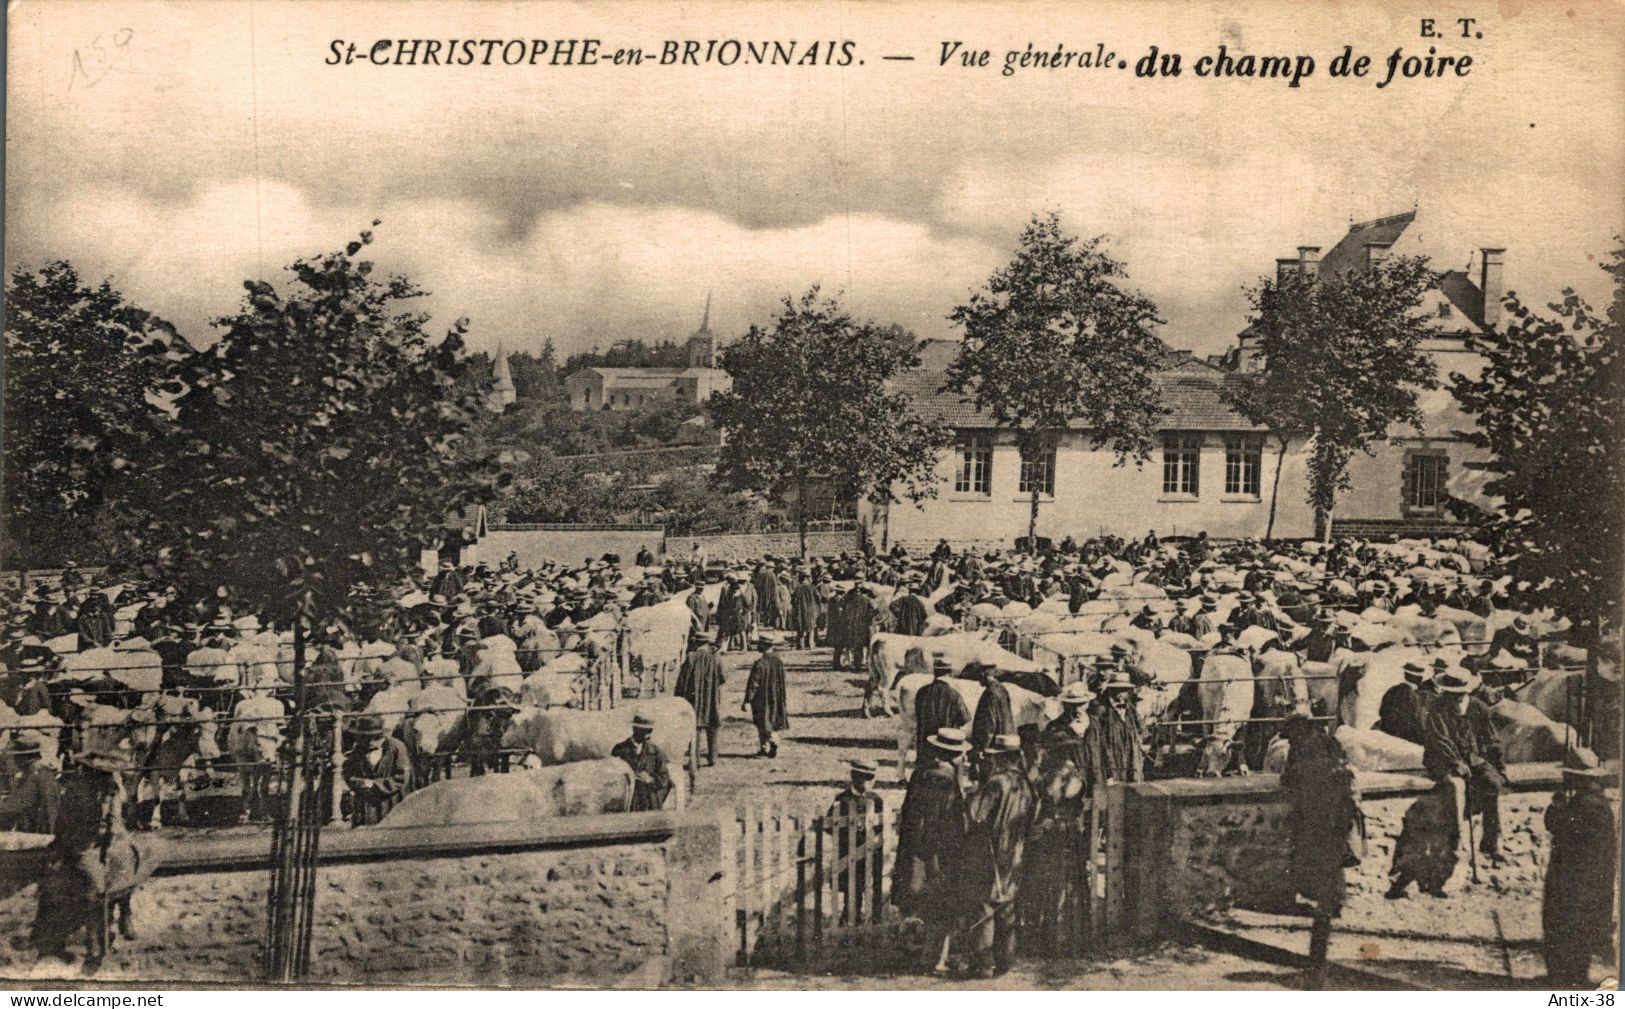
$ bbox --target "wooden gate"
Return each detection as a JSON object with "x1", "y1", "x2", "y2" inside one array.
[{"x1": 723, "y1": 785, "x2": 1122, "y2": 968}]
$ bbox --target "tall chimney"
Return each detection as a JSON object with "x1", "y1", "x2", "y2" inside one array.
[
  {"x1": 1479, "y1": 247, "x2": 1506, "y2": 330},
  {"x1": 1297, "y1": 245, "x2": 1322, "y2": 276},
  {"x1": 1365, "y1": 241, "x2": 1392, "y2": 270},
  {"x1": 1276, "y1": 258, "x2": 1299, "y2": 285}
]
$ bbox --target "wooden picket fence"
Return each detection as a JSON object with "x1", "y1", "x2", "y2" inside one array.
[{"x1": 723, "y1": 785, "x2": 1121, "y2": 968}]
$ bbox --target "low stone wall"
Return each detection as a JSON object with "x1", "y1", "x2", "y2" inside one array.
[
  {"x1": 1116, "y1": 764, "x2": 1566, "y2": 943},
  {"x1": 672, "y1": 530, "x2": 859, "y2": 562},
  {"x1": 0, "y1": 812, "x2": 724, "y2": 987},
  {"x1": 469, "y1": 527, "x2": 667, "y2": 570}
]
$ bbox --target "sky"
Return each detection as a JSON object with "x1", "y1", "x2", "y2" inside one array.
[{"x1": 7, "y1": 0, "x2": 1623, "y2": 361}]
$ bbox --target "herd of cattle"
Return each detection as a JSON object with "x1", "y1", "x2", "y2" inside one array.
[
  {"x1": 0, "y1": 536, "x2": 1615, "y2": 830},
  {"x1": 870, "y1": 541, "x2": 1608, "y2": 782}
]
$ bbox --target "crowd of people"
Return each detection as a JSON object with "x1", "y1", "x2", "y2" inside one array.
[{"x1": 0, "y1": 530, "x2": 1616, "y2": 983}]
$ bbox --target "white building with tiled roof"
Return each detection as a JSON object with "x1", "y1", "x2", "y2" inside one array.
[
  {"x1": 866, "y1": 341, "x2": 1316, "y2": 548},
  {"x1": 563, "y1": 298, "x2": 731, "y2": 411},
  {"x1": 866, "y1": 208, "x2": 1502, "y2": 548}
]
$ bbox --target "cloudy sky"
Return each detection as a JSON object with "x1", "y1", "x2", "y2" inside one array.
[{"x1": 7, "y1": 0, "x2": 1623, "y2": 360}]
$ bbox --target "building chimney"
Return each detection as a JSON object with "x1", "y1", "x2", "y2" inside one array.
[
  {"x1": 1365, "y1": 241, "x2": 1392, "y2": 270},
  {"x1": 1275, "y1": 258, "x2": 1299, "y2": 285},
  {"x1": 1479, "y1": 247, "x2": 1506, "y2": 330},
  {"x1": 1297, "y1": 245, "x2": 1322, "y2": 276}
]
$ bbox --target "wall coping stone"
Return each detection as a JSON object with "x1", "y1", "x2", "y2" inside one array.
[{"x1": 1125, "y1": 761, "x2": 1566, "y2": 805}]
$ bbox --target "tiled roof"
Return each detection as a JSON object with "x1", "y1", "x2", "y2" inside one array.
[
  {"x1": 1318, "y1": 211, "x2": 1416, "y2": 279},
  {"x1": 1436, "y1": 270, "x2": 1486, "y2": 329},
  {"x1": 895, "y1": 350, "x2": 1265, "y2": 433}
]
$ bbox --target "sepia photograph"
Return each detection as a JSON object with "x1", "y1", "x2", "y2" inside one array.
[{"x1": 2, "y1": 0, "x2": 1622, "y2": 993}]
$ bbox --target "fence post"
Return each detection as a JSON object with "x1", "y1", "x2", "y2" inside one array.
[
  {"x1": 813, "y1": 814, "x2": 825, "y2": 943},
  {"x1": 1104, "y1": 782, "x2": 1126, "y2": 952},
  {"x1": 329, "y1": 712, "x2": 345, "y2": 826}
]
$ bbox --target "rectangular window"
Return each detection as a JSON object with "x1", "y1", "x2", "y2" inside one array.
[
  {"x1": 1224, "y1": 435, "x2": 1263, "y2": 497},
  {"x1": 954, "y1": 435, "x2": 992, "y2": 495},
  {"x1": 1018, "y1": 440, "x2": 1056, "y2": 497},
  {"x1": 1162, "y1": 433, "x2": 1201, "y2": 496},
  {"x1": 1406, "y1": 452, "x2": 1447, "y2": 511}
]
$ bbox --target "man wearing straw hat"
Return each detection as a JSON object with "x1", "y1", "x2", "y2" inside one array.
[
  {"x1": 0, "y1": 735, "x2": 60, "y2": 835},
  {"x1": 612, "y1": 712, "x2": 672, "y2": 812},
  {"x1": 1024, "y1": 680, "x2": 1095, "y2": 950},
  {"x1": 893, "y1": 725, "x2": 970, "y2": 974},
  {"x1": 341, "y1": 714, "x2": 411, "y2": 827},
  {"x1": 1542, "y1": 757, "x2": 1618, "y2": 986},
  {"x1": 1377, "y1": 662, "x2": 1431, "y2": 746},
  {"x1": 1422, "y1": 668, "x2": 1508, "y2": 866},
  {"x1": 826, "y1": 758, "x2": 884, "y2": 924},
  {"x1": 962, "y1": 732, "x2": 1037, "y2": 978}
]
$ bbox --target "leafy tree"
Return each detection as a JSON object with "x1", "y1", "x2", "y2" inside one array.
[
  {"x1": 2, "y1": 262, "x2": 186, "y2": 568},
  {"x1": 709, "y1": 288, "x2": 950, "y2": 556},
  {"x1": 131, "y1": 224, "x2": 510, "y2": 634},
  {"x1": 946, "y1": 212, "x2": 1166, "y2": 549},
  {"x1": 1224, "y1": 257, "x2": 1439, "y2": 540},
  {"x1": 1451, "y1": 242, "x2": 1624, "y2": 743}
]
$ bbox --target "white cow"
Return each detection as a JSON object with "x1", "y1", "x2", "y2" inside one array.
[
  {"x1": 1335, "y1": 725, "x2": 1424, "y2": 771},
  {"x1": 377, "y1": 758, "x2": 637, "y2": 827},
  {"x1": 1196, "y1": 652, "x2": 1255, "y2": 776},
  {"x1": 229, "y1": 691, "x2": 287, "y2": 821},
  {"x1": 869, "y1": 632, "x2": 1048, "y2": 691},
  {"x1": 503, "y1": 698, "x2": 695, "y2": 808},
  {"x1": 1490, "y1": 700, "x2": 1599, "y2": 767}
]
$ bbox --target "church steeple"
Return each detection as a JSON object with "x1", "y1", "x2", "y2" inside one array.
[
  {"x1": 488, "y1": 342, "x2": 516, "y2": 410},
  {"x1": 686, "y1": 295, "x2": 715, "y2": 368}
]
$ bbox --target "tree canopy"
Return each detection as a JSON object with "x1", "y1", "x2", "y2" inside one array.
[
  {"x1": 1451, "y1": 242, "x2": 1624, "y2": 641},
  {"x1": 708, "y1": 288, "x2": 949, "y2": 554},
  {"x1": 2, "y1": 262, "x2": 186, "y2": 568},
  {"x1": 946, "y1": 211, "x2": 1166, "y2": 548},
  {"x1": 1223, "y1": 256, "x2": 1439, "y2": 538},
  {"x1": 129, "y1": 225, "x2": 510, "y2": 624}
]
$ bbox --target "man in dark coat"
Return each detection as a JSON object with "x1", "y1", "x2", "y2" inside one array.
[
  {"x1": 1422, "y1": 669, "x2": 1507, "y2": 864},
  {"x1": 751, "y1": 564, "x2": 778, "y2": 629},
  {"x1": 1377, "y1": 662, "x2": 1430, "y2": 745},
  {"x1": 962, "y1": 733, "x2": 1038, "y2": 977},
  {"x1": 788, "y1": 573, "x2": 820, "y2": 649},
  {"x1": 889, "y1": 582, "x2": 929, "y2": 638},
  {"x1": 0, "y1": 737, "x2": 59, "y2": 834},
  {"x1": 1543, "y1": 764, "x2": 1618, "y2": 986},
  {"x1": 613, "y1": 714, "x2": 674, "y2": 811},
  {"x1": 742, "y1": 637, "x2": 790, "y2": 757},
  {"x1": 1083, "y1": 671, "x2": 1144, "y2": 785},
  {"x1": 893, "y1": 727, "x2": 970, "y2": 974},
  {"x1": 968, "y1": 663, "x2": 1014, "y2": 781},
  {"x1": 343, "y1": 715, "x2": 412, "y2": 826},
  {"x1": 843, "y1": 586, "x2": 878, "y2": 673},
  {"x1": 675, "y1": 635, "x2": 725, "y2": 766},
  {"x1": 827, "y1": 587, "x2": 850, "y2": 670},
  {"x1": 685, "y1": 583, "x2": 711, "y2": 634},
  {"x1": 1299, "y1": 615, "x2": 1339, "y2": 664},
  {"x1": 1280, "y1": 715, "x2": 1363, "y2": 988},
  {"x1": 914, "y1": 657, "x2": 970, "y2": 758},
  {"x1": 74, "y1": 586, "x2": 116, "y2": 649},
  {"x1": 827, "y1": 758, "x2": 884, "y2": 923},
  {"x1": 1022, "y1": 681, "x2": 1095, "y2": 950}
]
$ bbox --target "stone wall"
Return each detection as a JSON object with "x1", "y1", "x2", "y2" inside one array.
[
  {"x1": 1116, "y1": 765, "x2": 1566, "y2": 944},
  {"x1": 468, "y1": 527, "x2": 667, "y2": 570},
  {"x1": 0, "y1": 812, "x2": 724, "y2": 987},
  {"x1": 671, "y1": 530, "x2": 860, "y2": 562}
]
